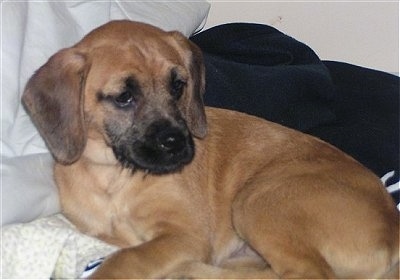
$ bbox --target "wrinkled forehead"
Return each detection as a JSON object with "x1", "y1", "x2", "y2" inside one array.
[
  {"x1": 84, "y1": 43, "x2": 188, "y2": 94},
  {"x1": 76, "y1": 21, "x2": 190, "y2": 91},
  {"x1": 90, "y1": 40, "x2": 183, "y2": 68},
  {"x1": 77, "y1": 20, "x2": 186, "y2": 61}
]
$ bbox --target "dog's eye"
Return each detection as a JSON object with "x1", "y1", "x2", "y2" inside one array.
[
  {"x1": 171, "y1": 79, "x2": 186, "y2": 100},
  {"x1": 114, "y1": 91, "x2": 135, "y2": 107}
]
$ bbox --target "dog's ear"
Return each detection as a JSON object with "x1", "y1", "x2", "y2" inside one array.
[
  {"x1": 171, "y1": 32, "x2": 207, "y2": 139},
  {"x1": 22, "y1": 48, "x2": 89, "y2": 164}
]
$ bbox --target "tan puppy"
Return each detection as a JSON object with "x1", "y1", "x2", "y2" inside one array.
[{"x1": 22, "y1": 20, "x2": 399, "y2": 279}]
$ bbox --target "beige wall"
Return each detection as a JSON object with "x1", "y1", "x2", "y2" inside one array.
[{"x1": 204, "y1": 1, "x2": 399, "y2": 73}]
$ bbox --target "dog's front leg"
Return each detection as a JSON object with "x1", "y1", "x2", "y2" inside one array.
[{"x1": 90, "y1": 234, "x2": 208, "y2": 279}]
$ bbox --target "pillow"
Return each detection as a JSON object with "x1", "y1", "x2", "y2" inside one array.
[
  {"x1": 1, "y1": 153, "x2": 58, "y2": 226},
  {"x1": 1, "y1": 1, "x2": 210, "y2": 226}
]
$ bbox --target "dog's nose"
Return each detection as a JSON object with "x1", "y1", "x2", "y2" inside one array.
[{"x1": 156, "y1": 128, "x2": 187, "y2": 154}]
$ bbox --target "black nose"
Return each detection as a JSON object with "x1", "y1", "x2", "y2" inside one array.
[
  {"x1": 115, "y1": 120, "x2": 195, "y2": 174},
  {"x1": 156, "y1": 128, "x2": 187, "y2": 154}
]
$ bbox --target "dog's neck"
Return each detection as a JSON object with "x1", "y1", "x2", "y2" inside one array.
[
  {"x1": 73, "y1": 136, "x2": 142, "y2": 195},
  {"x1": 83, "y1": 136, "x2": 119, "y2": 166}
]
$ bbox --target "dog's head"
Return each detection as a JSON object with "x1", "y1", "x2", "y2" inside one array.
[{"x1": 22, "y1": 20, "x2": 207, "y2": 174}]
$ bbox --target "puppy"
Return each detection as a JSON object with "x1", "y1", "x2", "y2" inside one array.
[{"x1": 22, "y1": 20, "x2": 399, "y2": 278}]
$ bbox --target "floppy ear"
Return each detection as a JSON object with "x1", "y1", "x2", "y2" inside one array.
[
  {"x1": 171, "y1": 32, "x2": 207, "y2": 139},
  {"x1": 22, "y1": 48, "x2": 89, "y2": 164}
]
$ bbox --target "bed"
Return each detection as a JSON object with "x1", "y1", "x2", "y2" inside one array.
[{"x1": 1, "y1": 1, "x2": 398, "y2": 278}]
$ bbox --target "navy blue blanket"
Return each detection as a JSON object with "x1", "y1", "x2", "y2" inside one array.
[{"x1": 190, "y1": 23, "x2": 399, "y2": 203}]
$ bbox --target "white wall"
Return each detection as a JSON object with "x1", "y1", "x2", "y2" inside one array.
[{"x1": 204, "y1": 1, "x2": 399, "y2": 74}]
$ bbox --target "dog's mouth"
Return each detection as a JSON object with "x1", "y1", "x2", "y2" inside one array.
[{"x1": 110, "y1": 121, "x2": 195, "y2": 174}]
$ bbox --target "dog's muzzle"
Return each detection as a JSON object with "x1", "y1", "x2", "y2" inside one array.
[{"x1": 111, "y1": 120, "x2": 195, "y2": 174}]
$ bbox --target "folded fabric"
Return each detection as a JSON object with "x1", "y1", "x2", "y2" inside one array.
[
  {"x1": 313, "y1": 61, "x2": 399, "y2": 183},
  {"x1": 191, "y1": 23, "x2": 399, "y2": 194},
  {"x1": 191, "y1": 23, "x2": 337, "y2": 132}
]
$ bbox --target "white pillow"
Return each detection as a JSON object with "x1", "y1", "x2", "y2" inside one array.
[
  {"x1": 1, "y1": 153, "x2": 59, "y2": 226},
  {"x1": 1, "y1": 1, "x2": 210, "y2": 226}
]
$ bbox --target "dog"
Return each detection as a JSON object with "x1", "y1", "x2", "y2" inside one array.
[{"x1": 22, "y1": 20, "x2": 399, "y2": 279}]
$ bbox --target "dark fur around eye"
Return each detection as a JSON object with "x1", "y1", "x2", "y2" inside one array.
[
  {"x1": 170, "y1": 69, "x2": 186, "y2": 100},
  {"x1": 113, "y1": 77, "x2": 141, "y2": 107},
  {"x1": 97, "y1": 77, "x2": 140, "y2": 108}
]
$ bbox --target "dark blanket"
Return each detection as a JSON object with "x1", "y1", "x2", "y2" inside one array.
[{"x1": 190, "y1": 23, "x2": 399, "y2": 203}]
